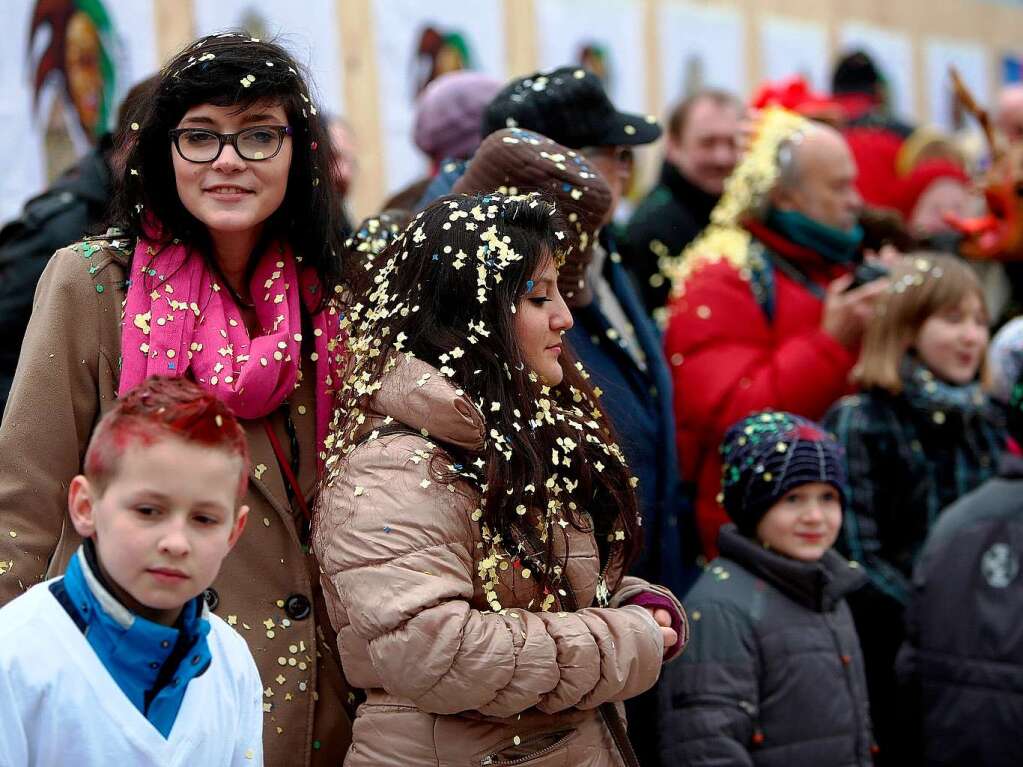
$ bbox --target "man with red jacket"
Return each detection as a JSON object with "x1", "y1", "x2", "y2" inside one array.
[{"x1": 665, "y1": 109, "x2": 888, "y2": 557}]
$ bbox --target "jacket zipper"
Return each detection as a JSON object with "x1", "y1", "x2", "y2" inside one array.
[
  {"x1": 480, "y1": 730, "x2": 575, "y2": 766},
  {"x1": 825, "y1": 612, "x2": 867, "y2": 763}
]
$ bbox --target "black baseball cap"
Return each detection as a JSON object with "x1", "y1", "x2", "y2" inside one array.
[{"x1": 482, "y1": 66, "x2": 662, "y2": 149}]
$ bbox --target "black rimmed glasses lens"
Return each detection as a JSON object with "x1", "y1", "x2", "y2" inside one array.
[{"x1": 169, "y1": 125, "x2": 293, "y2": 163}]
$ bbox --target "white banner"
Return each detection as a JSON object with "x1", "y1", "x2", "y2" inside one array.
[
  {"x1": 536, "y1": 0, "x2": 646, "y2": 114},
  {"x1": 658, "y1": 2, "x2": 745, "y2": 108},
  {"x1": 1, "y1": 0, "x2": 158, "y2": 226},
  {"x1": 371, "y1": 0, "x2": 504, "y2": 197},
  {"x1": 925, "y1": 38, "x2": 990, "y2": 133},
  {"x1": 193, "y1": 0, "x2": 345, "y2": 115},
  {"x1": 760, "y1": 15, "x2": 830, "y2": 92}
]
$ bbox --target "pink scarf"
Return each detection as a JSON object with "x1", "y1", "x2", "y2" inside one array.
[{"x1": 119, "y1": 237, "x2": 344, "y2": 472}]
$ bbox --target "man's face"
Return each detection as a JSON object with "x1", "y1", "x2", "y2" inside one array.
[
  {"x1": 773, "y1": 128, "x2": 862, "y2": 232},
  {"x1": 582, "y1": 145, "x2": 633, "y2": 225},
  {"x1": 666, "y1": 98, "x2": 741, "y2": 195}
]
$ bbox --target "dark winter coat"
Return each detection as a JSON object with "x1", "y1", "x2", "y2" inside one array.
[
  {"x1": 658, "y1": 525, "x2": 874, "y2": 767},
  {"x1": 568, "y1": 231, "x2": 701, "y2": 767},
  {"x1": 896, "y1": 452, "x2": 1023, "y2": 767},
  {"x1": 824, "y1": 366, "x2": 1004, "y2": 764},
  {"x1": 567, "y1": 232, "x2": 700, "y2": 600},
  {"x1": 0, "y1": 141, "x2": 112, "y2": 408},
  {"x1": 624, "y1": 162, "x2": 719, "y2": 314},
  {"x1": 823, "y1": 366, "x2": 1005, "y2": 608}
]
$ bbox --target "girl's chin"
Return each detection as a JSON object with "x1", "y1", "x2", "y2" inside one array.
[{"x1": 538, "y1": 369, "x2": 563, "y2": 386}]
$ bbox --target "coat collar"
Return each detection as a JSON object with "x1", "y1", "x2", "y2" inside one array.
[
  {"x1": 59, "y1": 543, "x2": 212, "y2": 701},
  {"x1": 659, "y1": 161, "x2": 719, "y2": 221},
  {"x1": 718, "y1": 525, "x2": 866, "y2": 612},
  {"x1": 744, "y1": 219, "x2": 849, "y2": 284},
  {"x1": 367, "y1": 355, "x2": 486, "y2": 452}
]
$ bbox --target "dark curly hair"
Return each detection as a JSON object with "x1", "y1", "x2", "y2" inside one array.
[{"x1": 107, "y1": 32, "x2": 345, "y2": 295}]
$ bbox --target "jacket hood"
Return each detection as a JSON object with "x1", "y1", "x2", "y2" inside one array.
[
  {"x1": 367, "y1": 355, "x2": 486, "y2": 453},
  {"x1": 718, "y1": 524, "x2": 867, "y2": 612}
]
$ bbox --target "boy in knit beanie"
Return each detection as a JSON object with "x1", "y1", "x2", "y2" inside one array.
[{"x1": 658, "y1": 410, "x2": 876, "y2": 767}]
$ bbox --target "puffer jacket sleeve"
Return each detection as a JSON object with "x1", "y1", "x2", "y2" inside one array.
[
  {"x1": 658, "y1": 602, "x2": 757, "y2": 766},
  {"x1": 315, "y1": 437, "x2": 665, "y2": 719},
  {"x1": 611, "y1": 575, "x2": 688, "y2": 662}
]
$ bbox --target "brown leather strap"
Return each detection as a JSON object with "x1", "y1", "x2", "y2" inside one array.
[{"x1": 598, "y1": 703, "x2": 641, "y2": 767}]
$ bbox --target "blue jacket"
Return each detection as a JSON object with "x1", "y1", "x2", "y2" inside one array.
[
  {"x1": 51, "y1": 542, "x2": 213, "y2": 738},
  {"x1": 415, "y1": 159, "x2": 469, "y2": 211},
  {"x1": 566, "y1": 233, "x2": 699, "y2": 598}
]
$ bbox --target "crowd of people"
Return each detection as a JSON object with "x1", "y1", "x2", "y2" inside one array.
[{"x1": 0, "y1": 29, "x2": 1021, "y2": 767}]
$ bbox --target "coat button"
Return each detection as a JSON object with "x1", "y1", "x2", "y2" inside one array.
[
  {"x1": 203, "y1": 587, "x2": 219, "y2": 611},
  {"x1": 284, "y1": 594, "x2": 312, "y2": 621}
]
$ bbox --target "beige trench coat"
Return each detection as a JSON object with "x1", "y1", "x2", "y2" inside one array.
[{"x1": 0, "y1": 239, "x2": 353, "y2": 766}]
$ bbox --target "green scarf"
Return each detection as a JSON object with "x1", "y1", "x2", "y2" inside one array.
[{"x1": 767, "y1": 208, "x2": 864, "y2": 264}]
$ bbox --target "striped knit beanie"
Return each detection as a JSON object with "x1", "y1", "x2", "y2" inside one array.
[{"x1": 719, "y1": 410, "x2": 847, "y2": 534}]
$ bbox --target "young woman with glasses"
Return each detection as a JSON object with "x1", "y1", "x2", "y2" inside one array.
[{"x1": 0, "y1": 33, "x2": 353, "y2": 766}]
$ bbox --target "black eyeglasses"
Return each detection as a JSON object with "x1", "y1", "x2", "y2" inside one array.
[{"x1": 169, "y1": 125, "x2": 293, "y2": 163}]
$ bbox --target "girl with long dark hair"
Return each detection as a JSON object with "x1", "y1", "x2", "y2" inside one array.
[
  {"x1": 0, "y1": 33, "x2": 353, "y2": 765},
  {"x1": 313, "y1": 193, "x2": 687, "y2": 766}
]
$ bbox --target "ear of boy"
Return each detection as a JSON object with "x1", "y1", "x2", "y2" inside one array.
[
  {"x1": 68, "y1": 474, "x2": 98, "y2": 538},
  {"x1": 228, "y1": 506, "x2": 250, "y2": 550}
]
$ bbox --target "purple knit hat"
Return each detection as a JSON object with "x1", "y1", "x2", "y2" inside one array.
[{"x1": 414, "y1": 71, "x2": 503, "y2": 163}]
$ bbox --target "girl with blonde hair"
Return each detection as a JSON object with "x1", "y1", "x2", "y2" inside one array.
[{"x1": 824, "y1": 252, "x2": 1005, "y2": 762}]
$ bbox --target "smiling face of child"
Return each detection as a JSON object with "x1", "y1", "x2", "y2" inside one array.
[{"x1": 755, "y1": 482, "x2": 842, "y2": 562}]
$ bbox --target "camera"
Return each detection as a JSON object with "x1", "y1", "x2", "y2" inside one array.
[{"x1": 845, "y1": 262, "x2": 890, "y2": 292}]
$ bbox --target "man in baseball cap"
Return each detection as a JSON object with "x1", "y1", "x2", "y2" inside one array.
[{"x1": 482, "y1": 66, "x2": 660, "y2": 220}]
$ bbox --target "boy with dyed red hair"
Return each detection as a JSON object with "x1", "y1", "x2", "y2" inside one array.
[{"x1": 0, "y1": 377, "x2": 263, "y2": 765}]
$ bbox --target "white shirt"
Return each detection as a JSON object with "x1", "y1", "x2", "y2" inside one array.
[{"x1": 0, "y1": 580, "x2": 264, "y2": 766}]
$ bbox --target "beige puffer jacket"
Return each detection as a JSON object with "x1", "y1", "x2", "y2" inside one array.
[{"x1": 313, "y1": 357, "x2": 686, "y2": 766}]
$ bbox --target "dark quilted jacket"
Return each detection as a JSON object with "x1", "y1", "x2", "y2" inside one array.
[
  {"x1": 658, "y1": 525, "x2": 875, "y2": 766},
  {"x1": 896, "y1": 453, "x2": 1023, "y2": 766}
]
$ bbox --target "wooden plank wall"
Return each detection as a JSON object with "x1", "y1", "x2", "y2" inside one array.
[{"x1": 150, "y1": 0, "x2": 1023, "y2": 220}]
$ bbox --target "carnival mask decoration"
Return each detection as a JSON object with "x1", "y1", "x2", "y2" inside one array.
[{"x1": 945, "y1": 69, "x2": 1023, "y2": 261}]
